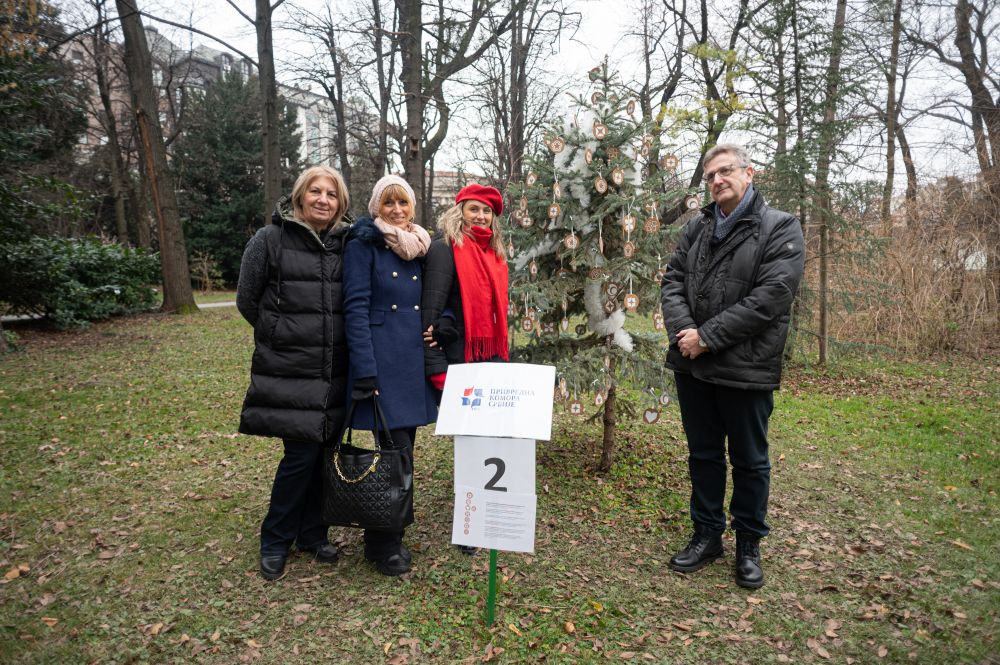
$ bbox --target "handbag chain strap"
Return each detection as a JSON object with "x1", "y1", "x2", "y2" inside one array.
[{"x1": 332, "y1": 393, "x2": 393, "y2": 483}]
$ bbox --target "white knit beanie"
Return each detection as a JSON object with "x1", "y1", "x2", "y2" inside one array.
[{"x1": 368, "y1": 174, "x2": 416, "y2": 218}]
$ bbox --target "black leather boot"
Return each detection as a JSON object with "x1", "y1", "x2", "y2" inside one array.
[
  {"x1": 734, "y1": 533, "x2": 764, "y2": 589},
  {"x1": 669, "y1": 530, "x2": 723, "y2": 572},
  {"x1": 260, "y1": 553, "x2": 287, "y2": 581}
]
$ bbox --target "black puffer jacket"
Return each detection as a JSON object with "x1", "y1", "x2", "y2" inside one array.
[
  {"x1": 237, "y1": 204, "x2": 350, "y2": 443},
  {"x1": 660, "y1": 190, "x2": 805, "y2": 390},
  {"x1": 421, "y1": 236, "x2": 465, "y2": 375}
]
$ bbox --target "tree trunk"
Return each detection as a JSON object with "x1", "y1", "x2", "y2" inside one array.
[
  {"x1": 397, "y1": 0, "x2": 425, "y2": 223},
  {"x1": 896, "y1": 121, "x2": 918, "y2": 222},
  {"x1": 115, "y1": 0, "x2": 196, "y2": 314},
  {"x1": 880, "y1": 0, "x2": 903, "y2": 233},
  {"x1": 814, "y1": 0, "x2": 848, "y2": 365},
  {"x1": 256, "y1": 0, "x2": 282, "y2": 219},
  {"x1": 92, "y1": 10, "x2": 130, "y2": 244},
  {"x1": 597, "y1": 356, "x2": 617, "y2": 473}
]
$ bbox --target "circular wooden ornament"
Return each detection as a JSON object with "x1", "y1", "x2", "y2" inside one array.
[
  {"x1": 594, "y1": 176, "x2": 608, "y2": 194},
  {"x1": 549, "y1": 136, "x2": 565, "y2": 153},
  {"x1": 653, "y1": 312, "x2": 665, "y2": 330},
  {"x1": 519, "y1": 196, "x2": 528, "y2": 211},
  {"x1": 575, "y1": 323, "x2": 587, "y2": 335},
  {"x1": 526, "y1": 172, "x2": 537, "y2": 186},
  {"x1": 607, "y1": 146, "x2": 620, "y2": 161},
  {"x1": 560, "y1": 317, "x2": 569, "y2": 332},
  {"x1": 508, "y1": 301, "x2": 516, "y2": 317},
  {"x1": 606, "y1": 282, "x2": 621, "y2": 298},
  {"x1": 611, "y1": 167, "x2": 625, "y2": 185},
  {"x1": 659, "y1": 393, "x2": 671, "y2": 406},
  {"x1": 644, "y1": 216, "x2": 660, "y2": 233},
  {"x1": 588, "y1": 267, "x2": 604, "y2": 280},
  {"x1": 623, "y1": 241, "x2": 636, "y2": 258},
  {"x1": 659, "y1": 154, "x2": 678, "y2": 171},
  {"x1": 542, "y1": 321, "x2": 555, "y2": 335},
  {"x1": 585, "y1": 147, "x2": 593, "y2": 164},
  {"x1": 548, "y1": 203, "x2": 561, "y2": 219},
  {"x1": 569, "y1": 400, "x2": 584, "y2": 415},
  {"x1": 591, "y1": 91, "x2": 604, "y2": 104},
  {"x1": 595, "y1": 392, "x2": 605, "y2": 406},
  {"x1": 642, "y1": 408, "x2": 660, "y2": 424},
  {"x1": 588, "y1": 67, "x2": 600, "y2": 81},
  {"x1": 520, "y1": 317, "x2": 533, "y2": 332},
  {"x1": 624, "y1": 293, "x2": 639, "y2": 311},
  {"x1": 553, "y1": 182, "x2": 562, "y2": 199},
  {"x1": 527, "y1": 307, "x2": 537, "y2": 321},
  {"x1": 608, "y1": 93, "x2": 619, "y2": 104},
  {"x1": 604, "y1": 300, "x2": 616, "y2": 314},
  {"x1": 592, "y1": 122, "x2": 608, "y2": 140},
  {"x1": 519, "y1": 215, "x2": 533, "y2": 228},
  {"x1": 621, "y1": 214, "x2": 636, "y2": 232},
  {"x1": 563, "y1": 233, "x2": 579, "y2": 250},
  {"x1": 529, "y1": 260, "x2": 539, "y2": 277},
  {"x1": 626, "y1": 99, "x2": 636, "y2": 115},
  {"x1": 559, "y1": 377, "x2": 567, "y2": 391},
  {"x1": 685, "y1": 195, "x2": 700, "y2": 210}
]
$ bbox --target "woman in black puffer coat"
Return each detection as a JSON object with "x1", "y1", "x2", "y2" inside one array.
[{"x1": 236, "y1": 165, "x2": 350, "y2": 581}]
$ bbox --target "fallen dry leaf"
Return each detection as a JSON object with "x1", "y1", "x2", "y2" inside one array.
[
  {"x1": 211, "y1": 631, "x2": 221, "y2": 642},
  {"x1": 40, "y1": 617, "x2": 58, "y2": 627},
  {"x1": 3, "y1": 567, "x2": 21, "y2": 581},
  {"x1": 180, "y1": 633, "x2": 190, "y2": 644},
  {"x1": 807, "y1": 637, "x2": 830, "y2": 659},
  {"x1": 563, "y1": 621, "x2": 576, "y2": 634},
  {"x1": 877, "y1": 645, "x2": 888, "y2": 658},
  {"x1": 150, "y1": 622, "x2": 164, "y2": 636},
  {"x1": 246, "y1": 639, "x2": 262, "y2": 649},
  {"x1": 507, "y1": 623, "x2": 522, "y2": 637},
  {"x1": 949, "y1": 539, "x2": 973, "y2": 551}
]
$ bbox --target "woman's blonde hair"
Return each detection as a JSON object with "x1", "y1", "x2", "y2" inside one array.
[
  {"x1": 290, "y1": 165, "x2": 349, "y2": 224},
  {"x1": 437, "y1": 203, "x2": 506, "y2": 259}
]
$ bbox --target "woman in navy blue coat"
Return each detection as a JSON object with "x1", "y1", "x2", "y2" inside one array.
[{"x1": 342, "y1": 174, "x2": 437, "y2": 576}]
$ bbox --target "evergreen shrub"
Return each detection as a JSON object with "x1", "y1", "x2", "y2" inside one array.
[{"x1": 0, "y1": 236, "x2": 159, "y2": 328}]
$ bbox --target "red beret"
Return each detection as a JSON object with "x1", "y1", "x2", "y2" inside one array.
[{"x1": 456, "y1": 183, "x2": 504, "y2": 216}]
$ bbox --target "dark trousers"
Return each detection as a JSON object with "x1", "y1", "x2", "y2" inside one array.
[
  {"x1": 674, "y1": 372, "x2": 774, "y2": 539},
  {"x1": 260, "y1": 440, "x2": 328, "y2": 556},
  {"x1": 363, "y1": 427, "x2": 416, "y2": 557}
]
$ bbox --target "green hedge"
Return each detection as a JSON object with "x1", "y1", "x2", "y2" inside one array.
[{"x1": 0, "y1": 236, "x2": 159, "y2": 328}]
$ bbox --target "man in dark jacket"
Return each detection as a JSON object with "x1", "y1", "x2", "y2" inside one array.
[{"x1": 660, "y1": 144, "x2": 804, "y2": 589}]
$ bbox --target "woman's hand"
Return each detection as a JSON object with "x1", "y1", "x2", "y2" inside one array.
[
  {"x1": 423, "y1": 325, "x2": 437, "y2": 348},
  {"x1": 352, "y1": 376, "x2": 378, "y2": 400}
]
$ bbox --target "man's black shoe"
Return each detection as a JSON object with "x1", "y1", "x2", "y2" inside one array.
[
  {"x1": 399, "y1": 543, "x2": 412, "y2": 565},
  {"x1": 669, "y1": 531, "x2": 723, "y2": 572},
  {"x1": 300, "y1": 542, "x2": 339, "y2": 564},
  {"x1": 735, "y1": 533, "x2": 764, "y2": 589},
  {"x1": 260, "y1": 554, "x2": 287, "y2": 581},
  {"x1": 367, "y1": 551, "x2": 410, "y2": 576},
  {"x1": 456, "y1": 544, "x2": 478, "y2": 555}
]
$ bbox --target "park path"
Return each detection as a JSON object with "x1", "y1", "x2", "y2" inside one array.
[{"x1": 1, "y1": 300, "x2": 236, "y2": 323}]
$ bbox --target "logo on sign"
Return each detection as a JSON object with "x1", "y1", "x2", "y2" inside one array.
[
  {"x1": 462, "y1": 387, "x2": 484, "y2": 409},
  {"x1": 460, "y1": 385, "x2": 537, "y2": 410}
]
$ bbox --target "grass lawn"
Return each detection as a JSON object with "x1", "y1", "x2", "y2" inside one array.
[{"x1": 0, "y1": 309, "x2": 997, "y2": 664}]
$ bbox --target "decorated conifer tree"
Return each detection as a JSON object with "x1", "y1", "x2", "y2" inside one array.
[{"x1": 507, "y1": 63, "x2": 692, "y2": 472}]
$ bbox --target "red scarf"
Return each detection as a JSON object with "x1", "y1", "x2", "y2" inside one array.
[{"x1": 452, "y1": 226, "x2": 509, "y2": 362}]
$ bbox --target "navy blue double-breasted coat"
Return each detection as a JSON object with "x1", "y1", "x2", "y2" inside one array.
[{"x1": 342, "y1": 217, "x2": 438, "y2": 431}]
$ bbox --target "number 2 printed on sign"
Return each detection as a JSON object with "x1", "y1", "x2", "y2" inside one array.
[{"x1": 484, "y1": 458, "x2": 508, "y2": 492}]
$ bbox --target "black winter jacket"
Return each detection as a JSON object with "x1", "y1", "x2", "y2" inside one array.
[
  {"x1": 660, "y1": 190, "x2": 805, "y2": 390},
  {"x1": 421, "y1": 236, "x2": 466, "y2": 375},
  {"x1": 237, "y1": 206, "x2": 350, "y2": 443}
]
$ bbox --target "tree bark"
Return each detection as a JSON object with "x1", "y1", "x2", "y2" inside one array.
[
  {"x1": 397, "y1": 0, "x2": 425, "y2": 221},
  {"x1": 256, "y1": 0, "x2": 282, "y2": 220},
  {"x1": 597, "y1": 356, "x2": 617, "y2": 473},
  {"x1": 880, "y1": 0, "x2": 903, "y2": 233},
  {"x1": 814, "y1": 0, "x2": 848, "y2": 365},
  {"x1": 114, "y1": 0, "x2": 196, "y2": 314}
]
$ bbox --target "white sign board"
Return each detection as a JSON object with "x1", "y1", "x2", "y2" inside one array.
[
  {"x1": 434, "y1": 363, "x2": 556, "y2": 441},
  {"x1": 453, "y1": 436, "x2": 535, "y2": 494}
]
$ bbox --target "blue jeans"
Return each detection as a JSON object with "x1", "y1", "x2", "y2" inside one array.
[{"x1": 674, "y1": 372, "x2": 774, "y2": 538}]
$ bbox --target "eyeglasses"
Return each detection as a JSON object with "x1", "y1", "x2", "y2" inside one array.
[{"x1": 704, "y1": 164, "x2": 745, "y2": 182}]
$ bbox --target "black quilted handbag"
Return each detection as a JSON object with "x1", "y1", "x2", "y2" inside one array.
[{"x1": 322, "y1": 396, "x2": 414, "y2": 532}]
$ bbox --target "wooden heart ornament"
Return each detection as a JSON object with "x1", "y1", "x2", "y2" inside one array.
[{"x1": 643, "y1": 408, "x2": 660, "y2": 424}]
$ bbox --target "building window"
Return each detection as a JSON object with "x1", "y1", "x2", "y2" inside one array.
[
  {"x1": 152, "y1": 67, "x2": 162, "y2": 87},
  {"x1": 70, "y1": 49, "x2": 84, "y2": 64}
]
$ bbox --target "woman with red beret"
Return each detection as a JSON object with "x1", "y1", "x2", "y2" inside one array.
[{"x1": 421, "y1": 184, "x2": 509, "y2": 553}]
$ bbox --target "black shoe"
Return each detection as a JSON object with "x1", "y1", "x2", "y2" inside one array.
[
  {"x1": 456, "y1": 544, "x2": 478, "y2": 556},
  {"x1": 367, "y1": 551, "x2": 410, "y2": 577},
  {"x1": 399, "y1": 543, "x2": 412, "y2": 565},
  {"x1": 260, "y1": 554, "x2": 287, "y2": 581},
  {"x1": 669, "y1": 531, "x2": 723, "y2": 573},
  {"x1": 299, "y1": 542, "x2": 339, "y2": 564},
  {"x1": 734, "y1": 533, "x2": 764, "y2": 589}
]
